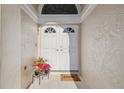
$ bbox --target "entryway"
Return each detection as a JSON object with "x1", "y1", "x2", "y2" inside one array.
[{"x1": 38, "y1": 24, "x2": 79, "y2": 71}]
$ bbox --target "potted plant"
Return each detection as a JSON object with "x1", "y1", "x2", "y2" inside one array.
[{"x1": 33, "y1": 57, "x2": 51, "y2": 79}]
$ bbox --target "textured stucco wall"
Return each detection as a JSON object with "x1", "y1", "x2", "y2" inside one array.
[
  {"x1": 1, "y1": 5, "x2": 21, "y2": 88},
  {"x1": 0, "y1": 5, "x2": 1, "y2": 88},
  {"x1": 21, "y1": 10, "x2": 37, "y2": 89},
  {"x1": 81, "y1": 5, "x2": 124, "y2": 88}
]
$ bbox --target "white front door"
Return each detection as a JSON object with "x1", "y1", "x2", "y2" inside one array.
[{"x1": 39, "y1": 25, "x2": 79, "y2": 71}]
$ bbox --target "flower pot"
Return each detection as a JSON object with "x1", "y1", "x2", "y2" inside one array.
[{"x1": 35, "y1": 71, "x2": 40, "y2": 76}]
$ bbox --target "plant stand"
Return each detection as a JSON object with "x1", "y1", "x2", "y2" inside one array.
[
  {"x1": 32, "y1": 70, "x2": 50, "y2": 85},
  {"x1": 32, "y1": 72, "x2": 41, "y2": 85}
]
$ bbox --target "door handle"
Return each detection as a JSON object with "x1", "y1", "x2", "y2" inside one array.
[
  {"x1": 60, "y1": 49, "x2": 63, "y2": 51},
  {"x1": 56, "y1": 49, "x2": 63, "y2": 51}
]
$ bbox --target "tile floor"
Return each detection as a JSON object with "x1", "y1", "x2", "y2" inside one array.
[{"x1": 29, "y1": 72, "x2": 89, "y2": 89}]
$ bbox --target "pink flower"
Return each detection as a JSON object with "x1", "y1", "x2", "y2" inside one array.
[
  {"x1": 33, "y1": 63, "x2": 51, "y2": 70},
  {"x1": 41, "y1": 64, "x2": 51, "y2": 70}
]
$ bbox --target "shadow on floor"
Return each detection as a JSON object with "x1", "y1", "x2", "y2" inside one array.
[{"x1": 73, "y1": 76, "x2": 90, "y2": 89}]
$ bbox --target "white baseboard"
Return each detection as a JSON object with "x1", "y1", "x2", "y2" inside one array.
[{"x1": 50, "y1": 70, "x2": 79, "y2": 75}]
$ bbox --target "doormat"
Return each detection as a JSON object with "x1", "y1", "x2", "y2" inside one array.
[{"x1": 60, "y1": 74, "x2": 81, "y2": 81}]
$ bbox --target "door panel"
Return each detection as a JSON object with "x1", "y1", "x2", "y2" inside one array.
[
  {"x1": 49, "y1": 50, "x2": 58, "y2": 70},
  {"x1": 59, "y1": 25, "x2": 79, "y2": 70},
  {"x1": 60, "y1": 36, "x2": 69, "y2": 49},
  {"x1": 59, "y1": 51, "x2": 70, "y2": 70},
  {"x1": 43, "y1": 35, "x2": 50, "y2": 49},
  {"x1": 40, "y1": 25, "x2": 59, "y2": 70}
]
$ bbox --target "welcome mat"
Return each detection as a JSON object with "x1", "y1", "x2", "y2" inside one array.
[{"x1": 60, "y1": 74, "x2": 81, "y2": 81}]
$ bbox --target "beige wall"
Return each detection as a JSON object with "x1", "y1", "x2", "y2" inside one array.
[
  {"x1": 0, "y1": 5, "x2": 1, "y2": 88},
  {"x1": 0, "y1": 5, "x2": 37, "y2": 88},
  {"x1": 21, "y1": 10, "x2": 37, "y2": 89},
  {"x1": 1, "y1": 5, "x2": 21, "y2": 88},
  {"x1": 32, "y1": 4, "x2": 39, "y2": 11},
  {"x1": 80, "y1": 4, "x2": 85, "y2": 12},
  {"x1": 80, "y1": 5, "x2": 124, "y2": 88}
]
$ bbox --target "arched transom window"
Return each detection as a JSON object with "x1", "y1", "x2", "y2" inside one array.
[
  {"x1": 63, "y1": 27, "x2": 75, "y2": 33},
  {"x1": 44, "y1": 27, "x2": 56, "y2": 33}
]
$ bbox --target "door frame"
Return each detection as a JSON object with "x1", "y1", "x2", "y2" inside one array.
[{"x1": 37, "y1": 23, "x2": 80, "y2": 73}]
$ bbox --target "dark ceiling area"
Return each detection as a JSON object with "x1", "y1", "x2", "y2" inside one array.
[{"x1": 41, "y1": 4, "x2": 78, "y2": 14}]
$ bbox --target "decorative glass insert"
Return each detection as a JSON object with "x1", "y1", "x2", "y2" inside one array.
[
  {"x1": 44, "y1": 27, "x2": 56, "y2": 33},
  {"x1": 63, "y1": 27, "x2": 75, "y2": 33}
]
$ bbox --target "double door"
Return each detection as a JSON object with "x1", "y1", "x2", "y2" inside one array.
[{"x1": 39, "y1": 25, "x2": 79, "y2": 71}]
